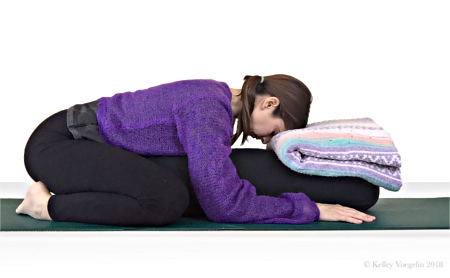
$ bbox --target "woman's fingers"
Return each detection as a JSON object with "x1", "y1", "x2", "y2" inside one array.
[
  {"x1": 340, "y1": 206, "x2": 376, "y2": 222},
  {"x1": 316, "y1": 203, "x2": 376, "y2": 224}
]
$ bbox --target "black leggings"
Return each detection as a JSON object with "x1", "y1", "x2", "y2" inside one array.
[{"x1": 24, "y1": 110, "x2": 379, "y2": 226}]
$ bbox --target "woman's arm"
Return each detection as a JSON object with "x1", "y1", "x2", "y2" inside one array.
[{"x1": 174, "y1": 96, "x2": 320, "y2": 224}]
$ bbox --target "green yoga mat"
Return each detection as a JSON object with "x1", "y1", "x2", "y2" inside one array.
[{"x1": 1, "y1": 198, "x2": 449, "y2": 231}]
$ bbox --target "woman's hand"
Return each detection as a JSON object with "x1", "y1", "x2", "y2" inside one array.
[{"x1": 316, "y1": 203, "x2": 376, "y2": 224}]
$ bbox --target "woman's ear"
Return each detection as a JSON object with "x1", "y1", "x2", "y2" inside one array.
[{"x1": 263, "y1": 97, "x2": 280, "y2": 110}]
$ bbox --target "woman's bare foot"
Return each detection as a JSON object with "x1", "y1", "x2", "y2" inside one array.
[{"x1": 16, "y1": 181, "x2": 52, "y2": 221}]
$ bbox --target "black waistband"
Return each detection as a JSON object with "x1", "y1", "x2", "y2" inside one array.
[{"x1": 66, "y1": 100, "x2": 103, "y2": 143}]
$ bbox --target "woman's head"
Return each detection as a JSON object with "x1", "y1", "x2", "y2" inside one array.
[{"x1": 231, "y1": 74, "x2": 313, "y2": 145}]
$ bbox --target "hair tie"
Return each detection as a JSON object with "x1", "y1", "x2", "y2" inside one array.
[{"x1": 260, "y1": 76, "x2": 264, "y2": 84}]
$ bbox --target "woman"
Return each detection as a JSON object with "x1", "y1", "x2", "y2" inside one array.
[{"x1": 16, "y1": 74, "x2": 377, "y2": 226}]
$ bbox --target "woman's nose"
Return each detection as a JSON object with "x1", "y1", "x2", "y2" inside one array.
[{"x1": 261, "y1": 136, "x2": 273, "y2": 144}]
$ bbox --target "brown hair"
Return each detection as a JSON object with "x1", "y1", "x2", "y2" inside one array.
[{"x1": 231, "y1": 74, "x2": 313, "y2": 146}]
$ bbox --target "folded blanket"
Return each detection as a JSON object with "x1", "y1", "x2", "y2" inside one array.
[{"x1": 267, "y1": 118, "x2": 402, "y2": 191}]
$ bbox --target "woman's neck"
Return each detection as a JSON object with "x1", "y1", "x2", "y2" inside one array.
[{"x1": 229, "y1": 88, "x2": 242, "y2": 118}]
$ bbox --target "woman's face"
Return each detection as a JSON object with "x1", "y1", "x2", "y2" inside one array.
[{"x1": 249, "y1": 96, "x2": 286, "y2": 144}]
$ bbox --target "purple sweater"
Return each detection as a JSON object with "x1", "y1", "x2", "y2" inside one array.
[{"x1": 97, "y1": 79, "x2": 319, "y2": 224}]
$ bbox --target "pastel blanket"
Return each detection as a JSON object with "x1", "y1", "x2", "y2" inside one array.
[{"x1": 267, "y1": 118, "x2": 402, "y2": 191}]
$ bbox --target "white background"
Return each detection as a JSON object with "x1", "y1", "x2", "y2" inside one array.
[
  {"x1": 1, "y1": 0, "x2": 449, "y2": 183},
  {"x1": 1, "y1": 1, "x2": 449, "y2": 277}
]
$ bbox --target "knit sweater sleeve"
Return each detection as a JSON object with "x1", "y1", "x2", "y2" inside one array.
[{"x1": 173, "y1": 97, "x2": 320, "y2": 224}]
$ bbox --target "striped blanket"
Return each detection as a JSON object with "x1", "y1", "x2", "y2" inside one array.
[{"x1": 267, "y1": 118, "x2": 402, "y2": 191}]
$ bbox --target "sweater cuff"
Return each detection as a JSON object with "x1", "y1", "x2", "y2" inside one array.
[{"x1": 281, "y1": 192, "x2": 320, "y2": 223}]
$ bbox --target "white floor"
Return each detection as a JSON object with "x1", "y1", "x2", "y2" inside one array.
[{"x1": 1, "y1": 182, "x2": 449, "y2": 277}]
